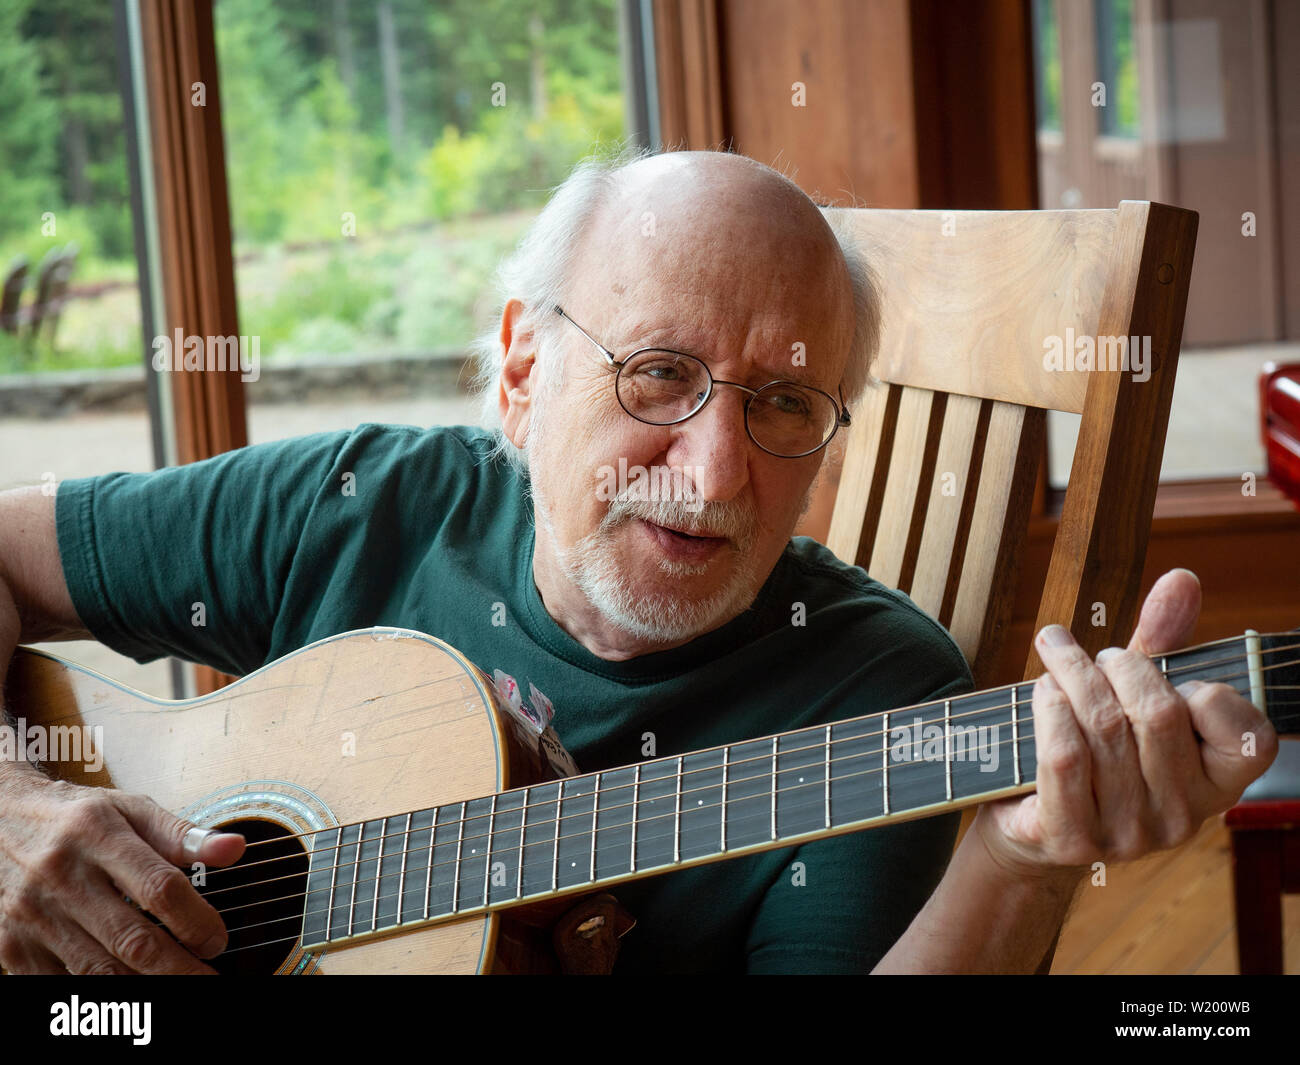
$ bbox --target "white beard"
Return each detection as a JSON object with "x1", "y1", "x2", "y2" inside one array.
[{"x1": 526, "y1": 394, "x2": 773, "y2": 646}]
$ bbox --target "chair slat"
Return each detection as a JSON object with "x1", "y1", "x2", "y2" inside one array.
[
  {"x1": 868, "y1": 387, "x2": 943, "y2": 591},
  {"x1": 946, "y1": 401, "x2": 1045, "y2": 676},
  {"x1": 908, "y1": 393, "x2": 987, "y2": 620},
  {"x1": 826, "y1": 382, "x2": 899, "y2": 569}
]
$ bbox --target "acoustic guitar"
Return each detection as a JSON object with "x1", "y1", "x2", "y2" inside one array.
[{"x1": 4, "y1": 627, "x2": 1297, "y2": 974}]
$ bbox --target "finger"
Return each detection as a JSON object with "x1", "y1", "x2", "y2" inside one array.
[
  {"x1": 111, "y1": 792, "x2": 246, "y2": 869},
  {"x1": 1095, "y1": 646, "x2": 1202, "y2": 847},
  {"x1": 37, "y1": 909, "x2": 137, "y2": 975},
  {"x1": 1128, "y1": 569, "x2": 1201, "y2": 656},
  {"x1": 79, "y1": 882, "x2": 217, "y2": 975},
  {"x1": 89, "y1": 796, "x2": 234, "y2": 959},
  {"x1": 1028, "y1": 671, "x2": 1098, "y2": 864},
  {"x1": 1182, "y1": 680, "x2": 1279, "y2": 803},
  {"x1": 0, "y1": 937, "x2": 68, "y2": 975},
  {"x1": 1036, "y1": 625, "x2": 1146, "y2": 852}
]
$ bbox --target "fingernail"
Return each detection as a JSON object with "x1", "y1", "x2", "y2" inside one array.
[
  {"x1": 1176, "y1": 679, "x2": 1206, "y2": 698},
  {"x1": 1037, "y1": 672, "x2": 1061, "y2": 693},
  {"x1": 1095, "y1": 646, "x2": 1124, "y2": 665},
  {"x1": 182, "y1": 827, "x2": 214, "y2": 863},
  {"x1": 1037, "y1": 624, "x2": 1073, "y2": 648}
]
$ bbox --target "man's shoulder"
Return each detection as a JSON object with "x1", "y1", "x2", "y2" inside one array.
[{"x1": 772, "y1": 536, "x2": 971, "y2": 679}]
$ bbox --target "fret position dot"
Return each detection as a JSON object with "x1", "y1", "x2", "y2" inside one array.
[{"x1": 697, "y1": 800, "x2": 703, "y2": 806}]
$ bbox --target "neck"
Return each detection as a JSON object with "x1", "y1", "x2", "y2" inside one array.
[{"x1": 298, "y1": 631, "x2": 1283, "y2": 953}]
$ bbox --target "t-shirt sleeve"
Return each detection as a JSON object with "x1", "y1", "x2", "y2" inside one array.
[
  {"x1": 744, "y1": 662, "x2": 974, "y2": 974},
  {"x1": 54, "y1": 429, "x2": 352, "y2": 677}
]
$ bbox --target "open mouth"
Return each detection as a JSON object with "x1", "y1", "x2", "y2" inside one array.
[{"x1": 637, "y1": 518, "x2": 728, "y2": 559}]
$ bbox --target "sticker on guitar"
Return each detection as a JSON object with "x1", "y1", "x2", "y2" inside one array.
[{"x1": 490, "y1": 669, "x2": 578, "y2": 778}]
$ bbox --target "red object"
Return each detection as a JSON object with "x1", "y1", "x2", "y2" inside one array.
[
  {"x1": 1261, "y1": 362, "x2": 1300, "y2": 505},
  {"x1": 1225, "y1": 804, "x2": 1300, "y2": 974}
]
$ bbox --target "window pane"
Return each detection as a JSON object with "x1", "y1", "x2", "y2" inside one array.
[
  {"x1": 1032, "y1": 0, "x2": 1295, "y2": 485},
  {"x1": 1033, "y1": 0, "x2": 1062, "y2": 133},
  {"x1": 213, "y1": 0, "x2": 629, "y2": 444},
  {"x1": 0, "y1": 0, "x2": 172, "y2": 697}
]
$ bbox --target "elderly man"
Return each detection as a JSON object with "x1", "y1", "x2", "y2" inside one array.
[{"x1": 0, "y1": 150, "x2": 1275, "y2": 975}]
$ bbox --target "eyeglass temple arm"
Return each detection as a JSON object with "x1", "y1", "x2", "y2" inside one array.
[{"x1": 553, "y1": 305, "x2": 619, "y2": 367}]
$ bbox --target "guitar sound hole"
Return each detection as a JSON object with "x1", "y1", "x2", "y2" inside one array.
[{"x1": 199, "y1": 818, "x2": 309, "y2": 975}]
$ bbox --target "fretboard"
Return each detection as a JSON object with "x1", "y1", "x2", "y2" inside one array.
[{"x1": 298, "y1": 631, "x2": 1272, "y2": 951}]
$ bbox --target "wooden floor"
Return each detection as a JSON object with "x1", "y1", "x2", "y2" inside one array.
[{"x1": 1051, "y1": 814, "x2": 1300, "y2": 974}]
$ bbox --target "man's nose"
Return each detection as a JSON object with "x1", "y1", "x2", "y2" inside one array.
[{"x1": 670, "y1": 386, "x2": 751, "y2": 501}]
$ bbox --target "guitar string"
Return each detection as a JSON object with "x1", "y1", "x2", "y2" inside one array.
[
  {"x1": 204, "y1": 687, "x2": 1300, "y2": 909},
  {"x1": 196, "y1": 664, "x2": 1300, "y2": 906},
  {"x1": 214, "y1": 686, "x2": 1300, "y2": 941},
  {"x1": 212, "y1": 687, "x2": 1300, "y2": 923},
  {"x1": 204, "y1": 671, "x2": 1300, "y2": 937},
  {"x1": 199, "y1": 643, "x2": 1300, "y2": 881},
  {"x1": 216, "y1": 691, "x2": 1300, "y2": 958},
  {"x1": 198, "y1": 654, "x2": 1299, "y2": 892}
]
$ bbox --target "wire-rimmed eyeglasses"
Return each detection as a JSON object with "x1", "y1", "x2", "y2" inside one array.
[{"x1": 552, "y1": 305, "x2": 851, "y2": 459}]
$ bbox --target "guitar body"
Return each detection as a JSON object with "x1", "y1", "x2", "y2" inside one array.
[{"x1": 4, "y1": 630, "x2": 569, "y2": 974}]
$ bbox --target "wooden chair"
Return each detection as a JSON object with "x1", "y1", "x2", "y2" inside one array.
[
  {"x1": 821, "y1": 200, "x2": 1198, "y2": 971},
  {"x1": 824, "y1": 200, "x2": 1197, "y2": 685}
]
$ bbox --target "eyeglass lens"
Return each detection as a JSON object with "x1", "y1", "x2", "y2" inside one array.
[{"x1": 615, "y1": 349, "x2": 838, "y2": 457}]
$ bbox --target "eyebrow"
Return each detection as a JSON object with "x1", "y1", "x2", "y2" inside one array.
[{"x1": 618, "y1": 319, "x2": 825, "y2": 389}]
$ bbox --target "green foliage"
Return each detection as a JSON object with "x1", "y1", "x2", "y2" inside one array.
[
  {"x1": 1, "y1": 0, "x2": 625, "y2": 376},
  {"x1": 0, "y1": 0, "x2": 59, "y2": 235}
]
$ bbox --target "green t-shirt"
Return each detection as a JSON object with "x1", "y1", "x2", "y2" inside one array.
[{"x1": 55, "y1": 423, "x2": 974, "y2": 974}]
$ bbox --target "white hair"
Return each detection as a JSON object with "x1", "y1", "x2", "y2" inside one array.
[{"x1": 468, "y1": 149, "x2": 883, "y2": 476}]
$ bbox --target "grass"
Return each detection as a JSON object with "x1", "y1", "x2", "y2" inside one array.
[{"x1": 0, "y1": 210, "x2": 539, "y2": 377}]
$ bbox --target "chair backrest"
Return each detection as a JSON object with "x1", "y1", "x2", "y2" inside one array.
[
  {"x1": 824, "y1": 201, "x2": 1198, "y2": 687},
  {"x1": 0, "y1": 256, "x2": 27, "y2": 334}
]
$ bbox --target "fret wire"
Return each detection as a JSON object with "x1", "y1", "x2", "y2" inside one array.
[
  {"x1": 1012, "y1": 686, "x2": 1021, "y2": 786},
  {"x1": 823, "y1": 725, "x2": 831, "y2": 829},
  {"x1": 369, "y1": 820, "x2": 381, "y2": 932},
  {"x1": 483, "y1": 793, "x2": 497, "y2": 908},
  {"x1": 451, "y1": 801, "x2": 465, "y2": 913},
  {"x1": 720, "y1": 747, "x2": 729, "y2": 852},
  {"x1": 673, "y1": 757, "x2": 683, "y2": 864},
  {"x1": 326, "y1": 826, "x2": 340, "y2": 942},
  {"x1": 552, "y1": 780, "x2": 563, "y2": 891},
  {"x1": 396, "y1": 811, "x2": 411, "y2": 924},
  {"x1": 347, "y1": 823, "x2": 360, "y2": 934},
  {"x1": 944, "y1": 699, "x2": 952, "y2": 802},
  {"x1": 882, "y1": 711, "x2": 891, "y2": 815},
  {"x1": 516, "y1": 787, "x2": 527, "y2": 901},
  {"x1": 422, "y1": 807, "x2": 435, "y2": 920},
  {"x1": 769, "y1": 736, "x2": 778, "y2": 841},
  {"x1": 630, "y1": 765, "x2": 640, "y2": 873},
  {"x1": 589, "y1": 772, "x2": 600, "y2": 883}
]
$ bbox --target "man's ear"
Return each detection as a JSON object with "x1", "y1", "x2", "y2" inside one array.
[{"x1": 498, "y1": 298, "x2": 538, "y2": 449}]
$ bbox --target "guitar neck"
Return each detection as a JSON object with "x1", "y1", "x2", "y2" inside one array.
[{"x1": 300, "y1": 630, "x2": 1289, "y2": 951}]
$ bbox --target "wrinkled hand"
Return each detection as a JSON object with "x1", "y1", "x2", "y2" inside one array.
[
  {"x1": 0, "y1": 777, "x2": 245, "y2": 974},
  {"x1": 973, "y1": 568, "x2": 1279, "y2": 881}
]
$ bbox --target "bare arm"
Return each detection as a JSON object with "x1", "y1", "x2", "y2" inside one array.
[
  {"x1": 0, "y1": 484, "x2": 243, "y2": 974},
  {"x1": 873, "y1": 814, "x2": 1083, "y2": 972},
  {"x1": 0, "y1": 485, "x2": 91, "y2": 649}
]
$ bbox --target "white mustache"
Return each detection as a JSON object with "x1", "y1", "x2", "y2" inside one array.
[{"x1": 601, "y1": 494, "x2": 758, "y2": 549}]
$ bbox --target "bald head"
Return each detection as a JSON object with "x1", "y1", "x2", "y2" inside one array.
[{"x1": 565, "y1": 152, "x2": 857, "y2": 387}]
